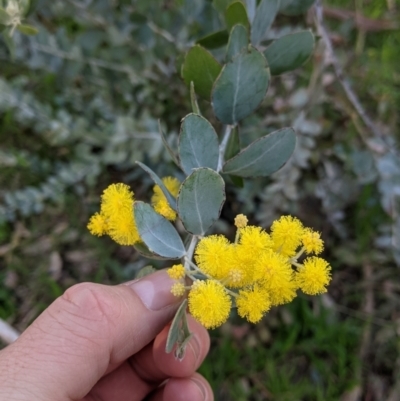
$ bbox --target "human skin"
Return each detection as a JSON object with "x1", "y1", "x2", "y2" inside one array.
[{"x1": 0, "y1": 271, "x2": 213, "y2": 401}]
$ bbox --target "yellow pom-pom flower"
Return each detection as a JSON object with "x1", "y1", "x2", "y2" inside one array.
[
  {"x1": 195, "y1": 235, "x2": 233, "y2": 280},
  {"x1": 107, "y1": 211, "x2": 140, "y2": 245},
  {"x1": 87, "y1": 212, "x2": 108, "y2": 236},
  {"x1": 257, "y1": 249, "x2": 297, "y2": 305},
  {"x1": 167, "y1": 264, "x2": 186, "y2": 280},
  {"x1": 188, "y1": 280, "x2": 231, "y2": 329},
  {"x1": 101, "y1": 183, "x2": 134, "y2": 217},
  {"x1": 171, "y1": 282, "x2": 186, "y2": 297},
  {"x1": 98, "y1": 183, "x2": 140, "y2": 245},
  {"x1": 236, "y1": 285, "x2": 271, "y2": 323},
  {"x1": 302, "y1": 228, "x2": 324, "y2": 255},
  {"x1": 151, "y1": 176, "x2": 180, "y2": 221},
  {"x1": 296, "y1": 257, "x2": 331, "y2": 295},
  {"x1": 271, "y1": 215, "x2": 304, "y2": 257}
]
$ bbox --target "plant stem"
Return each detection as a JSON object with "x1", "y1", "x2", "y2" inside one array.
[{"x1": 184, "y1": 235, "x2": 198, "y2": 271}]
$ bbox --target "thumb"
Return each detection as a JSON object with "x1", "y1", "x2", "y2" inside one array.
[{"x1": 0, "y1": 271, "x2": 182, "y2": 400}]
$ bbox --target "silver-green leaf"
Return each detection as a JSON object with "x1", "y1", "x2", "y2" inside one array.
[
  {"x1": 177, "y1": 168, "x2": 225, "y2": 235},
  {"x1": 134, "y1": 242, "x2": 173, "y2": 260},
  {"x1": 264, "y1": 30, "x2": 315, "y2": 75},
  {"x1": 212, "y1": 46, "x2": 270, "y2": 124},
  {"x1": 179, "y1": 114, "x2": 219, "y2": 175},
  {"x1": 251, "y1": 0, "x2": 280, "y2": 45},
  {"x1": 135, "y1": 265, "x2": 157, "y2": 278},
  {"x1": 223, "y1": 127, "x2": 296, "y2": 177},
  {"x1": 166, "y1": 299, "x2": 192, "y2": 360},
  {"x1": 279, "y1": 0, "x2": 315, "y2": 15},
  {"x1": 226, "y1": 24, "x2": 248, "y2": 61},
  {"x1": 136, "y1": 161, "x2": 177, "y2": 211},
  {"x1": 134, "y1": 202, "x2": 186, "y2": 259}
]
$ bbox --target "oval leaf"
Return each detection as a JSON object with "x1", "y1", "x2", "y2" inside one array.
[
  {"x1": 279, "y1": 0, "x2": 315, "y2": 15},
  {"x1": 251, "y1": 0, "x2": 280, "y2": 45},
  {"x1": 135, "y1": 265, "x2": 157, "y2": 278},
  {"x1": 223, "y1": 127, "x2": 296, "y2": 177},
  {"x1": 134, "y1": 242, "x2": 172, "y2": 260},
  {"x1": 136, "y1": 161, "x2": 177, "y2": 211},
  {"x1": 179, "y1": 114, "x2": 219, "y2": 175},
  {"x1": 213, "y1": 0, "x2": 236, "y2": 14},
  {"x1": 196, "y1": 30, "x2": 229, "y2": 50},
  {"x1": 182, "y1": 45, "x2": 222, "y2": 100},
  {"x1": 212, "y1": 46, "x2": 270, "y2": 124},
  {"x1": 17, "y1": 24, "x2": 39, "y2": 35},
  {"x1": 226, "y1": 24, "x2": 249, "y2": 61},
  {"x1": 264, "y1": 30, "x2": 315, "y2": 75},
  {"x1": 177, "y1": 168, "x2": 225, "y2": 235},
  {"x1": 134, "y1": 202, "x2": 186, "y2": 259},
  {"x1": 0, "y1": 8, "x2": 11, "y2": 25},
  {"x1": 225, "y1": 1, "x2": 250, "y2": 32}
]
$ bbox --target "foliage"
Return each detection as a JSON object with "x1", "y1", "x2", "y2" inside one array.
[{"x1": 1, "y1": 0, "x2": 400, "y2": 399}]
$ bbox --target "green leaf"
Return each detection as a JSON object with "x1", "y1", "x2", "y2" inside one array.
[
  {"x1": 264, "y1": 30, "x2": 315, "y2": 75},
  {"x1": 0, "y1": 7, "x2": 11, "y2": 24},
  {"x1": 212, "y1": 46, "x2": 270, "y2": 124},
  {"x1": 177, "y1": 168, "x2": 225, "y2": 235},
  {"x1": 134, "y1": 202, "x2": 186, "y2": 259},
  {"x1": 279, "y1": 0, "x2": 315, "y2": 15},
  {"x1": 135, "y1": 265, "x2": 157, "y2": 278},
  {"x1": 224, "y1": 125, "x2": 241, "y2": 160},
  {"x1": 190, "y1": 82, "x2": 201, "y2": 115},
  {"x1": 196, "y1": 30, "x2": 229, "y2": 50},
  {"x1": 226, "y1": 24, "x2": 248, "y2": 61},
  {"x1": 182, "y1": 45, "x2": 222, "y2": 100},
  {"x1": 136, "y1": 161, "x2": 177, "y2": 211},
  {"x1": 225, "y1": 126, "x2": 243, "y2": 187},
  {"x1": 225, "y1": 1, "x2": 250, "y2": 32},
  {"x1": 223, "y1": 127, "x2": 296, "y2": 177},
  {"x1": 16, "y1": 24, "x2": 38, "y2": 35},
  {"x1": 134, "y1": 242, "x2": 173, "y2": 260},
  {"x1": 251, "y1": 0, "x2": 280, "y2": 45},
  {"x1": 166, "y1": 299, "x2": 192, "y2": 361},
  {"x1": 158, "y1": 121, "x2": 180, "y2": 166},
  {"x1": 213, "y1": 0, "x2": 236, "y2": 14},
  {"x1": 179, "y1": 114, "x2": 219, "y2": 175}
]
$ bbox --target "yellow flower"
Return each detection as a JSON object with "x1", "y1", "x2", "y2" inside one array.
[
  {"x1": 87, "y1": 212, "x2": 108, "y2": 236},
  {"x1": 296, "y1": 257, "x2": 331, "y2": 295},
  {"x1": 171, "y1": 282, "x2": 186, "y2": 297},
  {"x1": 239, "y1": 225, "x2": 273, "y2": 255},
  {"x1": 236, "y1": 285, "x2": 271, "y2": 323},
  {"x1": 96, "y1": 183, "x2": 140, "y2": 245},
  {"x1": 107, "y1": 211, "x2": 140, "y2": 245},
  {"x1": 101, "y1": 183, "x2": 134, "y2": 218},
  {"x1": 167, "y1": 264, "x2": 186, "y2": 280},
  {"x1": 234, "y1": 214, "x2": 248, "y2": 228},
  {"x1": 195, "y1": 235, "x2": 233, "y2": 280},
  {"x1": 271, "y1": 215, "x2": 304, "y2": 257},
  {"x1": 188, "y1": 280, "x2": 231, "y2": 329},
  {"x1": 227, "y1": 226, "x2": 273, "y2": 287},
  {"x1": 302, "y1": 228, "x2": 324, "y2": 255},
  {"x1": 257, "y1": 249, "x2": 297, "y2": 305},
  {"x1": 151, "y1": 176, "x2": 180, "y2": 221}
]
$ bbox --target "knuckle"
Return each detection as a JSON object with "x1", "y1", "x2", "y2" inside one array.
[{"x1": 45, "y1": 283, "x2": 123, "y2": 342}]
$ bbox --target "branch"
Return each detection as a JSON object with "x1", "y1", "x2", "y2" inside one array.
[
  {"x1": 217, "y1": 125, "x2": 232, "y2": 173},
  {"x1": 0, "y1": 318, "x2": 20, "y2": 345},
  {"x1": 314, "y1": 0, "x2": 382, "y2": 140}
]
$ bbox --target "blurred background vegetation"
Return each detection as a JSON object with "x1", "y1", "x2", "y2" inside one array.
[{"x1": 0, "y1": 0, "x2": 399, "y2": 399}]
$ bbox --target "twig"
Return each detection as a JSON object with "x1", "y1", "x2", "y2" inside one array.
[
  {"x1": 314, "y1": 0, "x2": 382, "y2": 140},
  {"x1": 0, "y1": 318, "x2": 20, "y2": 344}
]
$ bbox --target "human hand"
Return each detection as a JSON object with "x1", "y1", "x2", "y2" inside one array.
[{"x1": 0, "y1": 271, "x2": 212, "y2": 400}]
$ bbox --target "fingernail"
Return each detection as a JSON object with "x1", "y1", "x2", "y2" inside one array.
[
  {"x1": 190, "y1": 377, "x2": 207, "y2": 400},
  {"x1": 129, "y1": 271, "x2": 182, "y2": 311},
  {"x1": 188, "y1": 333, "x2": 202, "y2": 367}
]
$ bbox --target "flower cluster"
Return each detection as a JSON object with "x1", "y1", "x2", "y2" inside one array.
[
  {"x1": 87, "y1": 178, "x2": 180, "y2": 245},
  {"x1": 167, "y1": 215, "x2": 331, "y2": 329}
]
